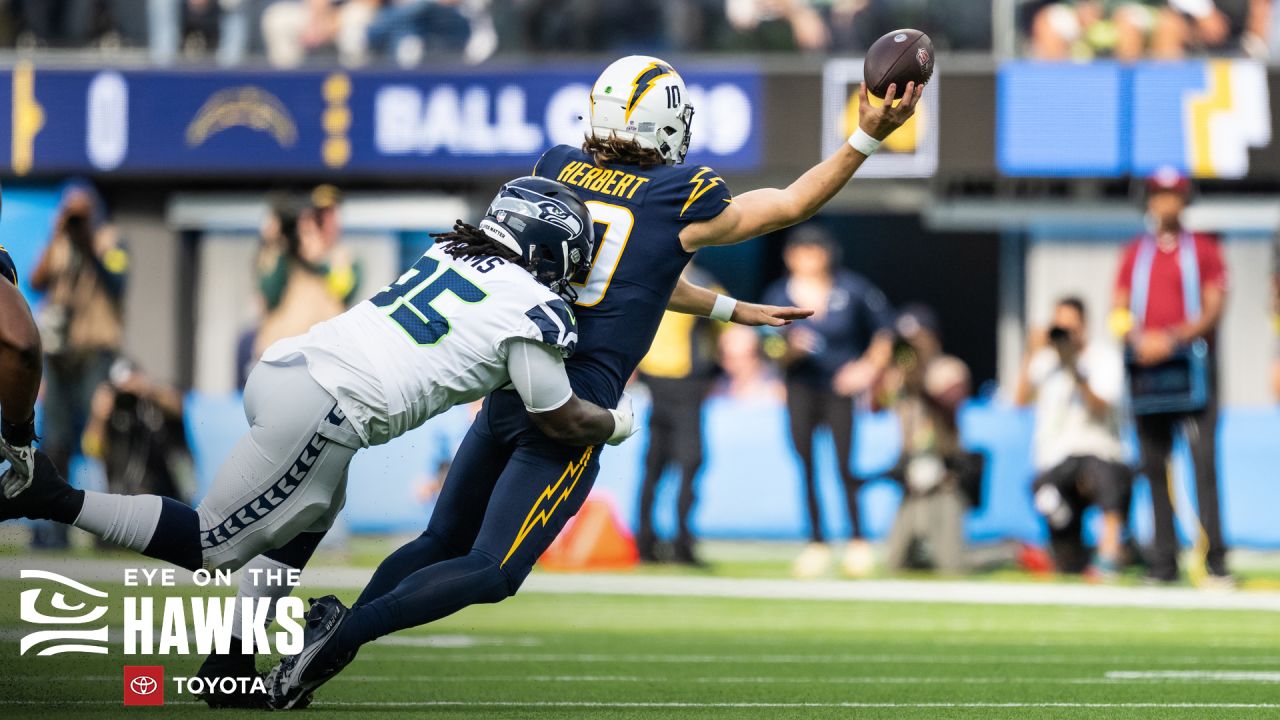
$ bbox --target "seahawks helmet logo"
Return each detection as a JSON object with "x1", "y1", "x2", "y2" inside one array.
[{"x1": 536, "y1": 200, "x2": 584, "y2": 239}]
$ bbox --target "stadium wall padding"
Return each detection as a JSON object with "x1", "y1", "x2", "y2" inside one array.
[{"x1": 184, "y1": 393, "x2": 1280, "y2": 549}]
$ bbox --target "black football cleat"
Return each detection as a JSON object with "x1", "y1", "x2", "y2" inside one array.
[
  {"x1": 0, "y1": 451, "x2": 79, "y2": 523},
  {"x1": 266, "y1": 596, "x2": 355, "y2": 710}
]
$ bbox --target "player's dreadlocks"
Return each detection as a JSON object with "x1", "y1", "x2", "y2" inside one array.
[
  {"x1": 582, "y1": 134, "x2": 664, "y2": 169},
  {"x1": 432, "y1": 220, "x2": 528, "y2": 268}
]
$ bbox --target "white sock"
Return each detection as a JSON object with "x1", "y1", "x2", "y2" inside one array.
[
  {"x1": 73, "y1": 492, "x2": 163, "y2": 552},
  {"x1": 230, "y1": 555, "x2": 297, "y2": 638}
]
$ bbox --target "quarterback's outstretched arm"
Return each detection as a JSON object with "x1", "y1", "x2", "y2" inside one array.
[
  {"x1": 679, "y1": 82, "x2": 923, "y2": 252},
  {"x1": 668, "y1": 275, "x2": 814, "y2": 327},
  {"x1": 507, "y1": 339, "x2": 636, "y2": 447}
]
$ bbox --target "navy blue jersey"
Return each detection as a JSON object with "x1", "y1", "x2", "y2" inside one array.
[
  {"x1": 763, "y1": 270, "x2": 892, "y2": 387},
  {"x1": 533, "y1": 144, "x2": 732, "y2": 407},
  {"x1": 0, "y1": 245, "x2": 16, "y2": 286}
]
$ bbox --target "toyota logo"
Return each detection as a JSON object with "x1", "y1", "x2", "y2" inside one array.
[{"x1": 130, "y1": 676, "x2": 158, "y2": 695}]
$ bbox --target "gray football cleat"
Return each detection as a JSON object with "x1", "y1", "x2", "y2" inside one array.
[{"x1": 265, "y1": 595, "x2": 355, "y2": 710}]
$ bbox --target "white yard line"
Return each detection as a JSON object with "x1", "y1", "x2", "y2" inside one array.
[
  {"x1": 2, "y1": 699, "x2": 1278, "y2": 710},
  {"x1": 1107, "y1": 670, "x2": 1280, "y2": 682},
  {"x1": 515, "y1": 573, "x2": 1280, "y2": 612},
  {"x1": 8, "y1": 673, "x2": 1279, "y2": 685},
  {"x1": 2, "y1": 556, "x2": 1278, "y2": 611},
  {"x1": 325, "y1": 701, "x2": 1280, "y2": 709},
  {"x1": 339, "y1": 674, "x2": 1280, "y2": 685},
  {"x1": 367, "y1": 650, "x2": 1280, "y2": 666},
  {"x1": 4, "y1": 625, "x2": 1277, "y2": 667},
  {"x1": 0, "y1": 550, "x2": 1274, "y2": 607}
]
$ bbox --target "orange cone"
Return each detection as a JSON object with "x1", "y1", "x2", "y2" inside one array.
[{"x1": 539, "y1": 494, "x2": 639, "y2": 571}]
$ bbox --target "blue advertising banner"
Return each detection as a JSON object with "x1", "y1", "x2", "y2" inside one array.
[
  {"x1": 997, "y1": 60, "x2": 1272, "y2": 178},
  {"x1": 0, "y1": 62, "x2": 762, "y2": 177},
  {"x1": 996, "y1": 62, "x2": 1127, "y2": 177}
]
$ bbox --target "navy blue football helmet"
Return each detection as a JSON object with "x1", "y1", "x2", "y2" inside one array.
[{"x1": 479, "y1": 177, "x2": 594, "y2": 302}]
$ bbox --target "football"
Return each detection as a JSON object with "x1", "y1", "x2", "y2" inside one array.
[{"x1": 864, "y1": 28, "x2": 934, "y2": 99}]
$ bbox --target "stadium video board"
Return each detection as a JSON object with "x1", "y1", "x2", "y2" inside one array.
[
  {"x1": 0, "y1": 63, "x2": 762, "y2": 177},
  {"x1": 997, "y1": 59, "x2": 1273, "y2": 179}
]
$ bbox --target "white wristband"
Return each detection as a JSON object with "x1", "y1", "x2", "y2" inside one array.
[
  {"x1": 848, "y1": 128, "x2": 882, "y2": 156},
  {"x1": 607, "y1": 393, "x2": 637, "y2": 446},
  {"x1": 709, "y1": 294, "x2": 737, "y2": 323}
]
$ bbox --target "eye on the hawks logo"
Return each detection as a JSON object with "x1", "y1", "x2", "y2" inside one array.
[
  {"x1": 19, "y1": 569, "x2": 110, "y2": 656},
  {"x1": 124, "y1": 666, "x2": 165, "y2": 706}
]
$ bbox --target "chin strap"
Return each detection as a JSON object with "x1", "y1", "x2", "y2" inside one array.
[{"x1": 553, "y1": 279, "x2": 578, "y2": 304}]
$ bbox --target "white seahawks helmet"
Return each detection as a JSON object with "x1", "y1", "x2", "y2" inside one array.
[{"x1": 588, "y1": 55, "x2": 694, "y2": 166}]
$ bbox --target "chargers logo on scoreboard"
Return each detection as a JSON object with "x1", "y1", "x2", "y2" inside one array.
[
  {"x1": 821, "y1": 58, "x2": 937, "y2": 178},
  {"x1": 1132, "y1": 60, "x2": 1270, "y2": 179},
  {"x1": 185, "y1": 86, "x2": 298, "y2": 149}
]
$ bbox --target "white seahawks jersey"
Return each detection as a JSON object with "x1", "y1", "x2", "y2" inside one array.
[{"x1": 261, "y1": 244, "x2": 578, "y2": 446}]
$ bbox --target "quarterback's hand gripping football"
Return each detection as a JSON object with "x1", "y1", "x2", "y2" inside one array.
[
  {"x1": 857, "y1": 81, "x2": 923, "y2": 141},
  {"x1": 606, "y1": 393, "x2": 640, "y2": 446},
  {"x1": 0, "y1": 439, "x2": 35, "y2": 498}
]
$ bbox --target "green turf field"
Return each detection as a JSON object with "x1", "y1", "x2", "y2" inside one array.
[{"x1": 3, "y1": 577, "x2": 1280, "y2": 719}]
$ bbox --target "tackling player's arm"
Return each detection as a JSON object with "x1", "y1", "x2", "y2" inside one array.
[
  {"x1": 506, "y1": 339, "x2": 637, "y2": 447},
  {"x1": 0, "y1": 277, "x2": 41, "y2": 497},
  {"x1": 679, "y1": 81, "x2": 923, "y2": 252}
]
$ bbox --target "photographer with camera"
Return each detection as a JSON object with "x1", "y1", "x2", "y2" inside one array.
[
  {"x1": 1015, "y1": 297, "x2": 1129, "y2": 579},
  {"x1": 82, "y1": 358, "x2": 194, "y2": 510},
  {"x1": 1112, "y1": 168, "x2": 1230, "y2": 587},
  {"x1": 252, "y1": 185, "x2": 362, "y2": 361},
  {"x1": 876, "y1": 305, "x2": 980, "y2": 575},
  {"x1": 28, "y1": 180, "x2": 128, "y2": 548}
]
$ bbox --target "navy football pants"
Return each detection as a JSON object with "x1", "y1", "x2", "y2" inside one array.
[{"x1": 346, "y1": 390, "x2": 601, "y2": 642}]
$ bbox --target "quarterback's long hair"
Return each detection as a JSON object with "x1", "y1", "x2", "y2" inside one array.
[
  {"x1": 582, "y1": 133, "x2": 663, "y2": 169},
  {"x1": 432, "y1": 220, "x2": 527, "y2": 267}
]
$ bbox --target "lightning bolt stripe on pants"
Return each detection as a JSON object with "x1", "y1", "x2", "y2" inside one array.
[{"x1": 501, "y1": 446, "x2": 595, "y2": 567}]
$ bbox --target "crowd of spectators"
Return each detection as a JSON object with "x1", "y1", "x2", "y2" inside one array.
[
  {"x1": 0, "y1": 0, "x2": 993, "y2": 67},
  {"x1": 8, "y1": 0, "x2": 1280, "y2": 65},
  {"x1": 1025, "y1": 0, "x2": 1276, "y2": 60}
]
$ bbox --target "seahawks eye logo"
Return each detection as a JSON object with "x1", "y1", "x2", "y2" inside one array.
[
  {"x1": 536, "y1": 201, "x2": 583, "y2": 238},
  {"x1": 19, "y1": 570, "x2": 110, "y2": 656}
]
